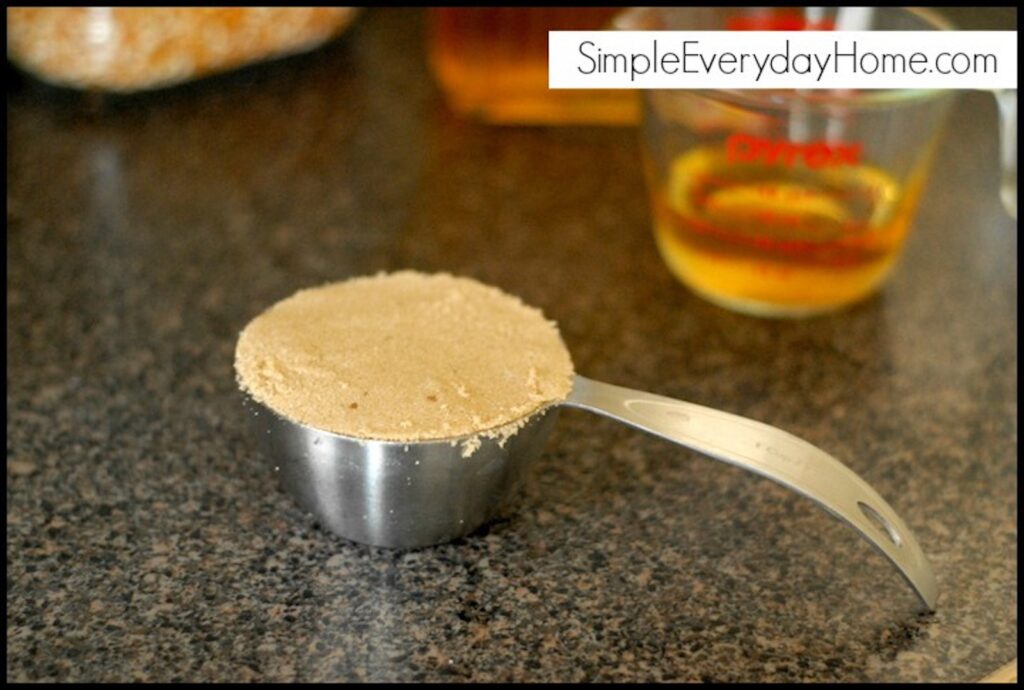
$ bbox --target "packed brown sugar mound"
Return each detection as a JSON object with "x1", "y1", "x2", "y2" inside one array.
[{"x1": 235, "y1": 271, "x2": 574, "y2": 442}]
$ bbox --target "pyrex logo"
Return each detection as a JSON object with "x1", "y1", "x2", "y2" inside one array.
[{"x1": 725, "y1": 133, "x2": 862, "y2": 168}]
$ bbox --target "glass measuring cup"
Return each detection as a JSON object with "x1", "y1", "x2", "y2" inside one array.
[{"x1": 619, "y1": 7, "x2": 1016, "y2": 317}]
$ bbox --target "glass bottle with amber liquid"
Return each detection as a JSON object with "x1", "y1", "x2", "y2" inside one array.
[{"x1": 427, "y1": 7, "x2": 638, "y2": 125}]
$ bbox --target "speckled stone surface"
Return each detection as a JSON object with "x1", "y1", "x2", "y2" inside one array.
[{"x1": 7, "y1": 8, "x2": 1017, "y2": 683}]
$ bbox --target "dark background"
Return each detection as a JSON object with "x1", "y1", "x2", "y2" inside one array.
[{"x1": 7, "y1": 7, "x2": 1017, "y2": 682}]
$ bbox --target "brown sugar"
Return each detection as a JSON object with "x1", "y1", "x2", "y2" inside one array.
[{"x1": 235, "y1": 272, "x2": 574, "y2": 445}]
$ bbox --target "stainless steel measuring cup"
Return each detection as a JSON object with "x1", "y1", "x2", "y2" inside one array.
[{"x1": 246, "y1": 374, "x2": 938, "y2": 611}]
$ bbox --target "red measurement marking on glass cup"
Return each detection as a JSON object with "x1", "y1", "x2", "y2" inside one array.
[
  {"x1": 696, "y1": 174, "x2": 872, "y2": 203},
  {"x1": 726, "y1": 13, "x2": 835, "y2": 31}
]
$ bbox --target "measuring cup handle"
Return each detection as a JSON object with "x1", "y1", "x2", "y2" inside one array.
[
  {"x1": 994, "y1": 89, "x2": 1017, "y2": 219},
  {"x1": 563, "y1": 375, "x2": 938, "y2": 611}
]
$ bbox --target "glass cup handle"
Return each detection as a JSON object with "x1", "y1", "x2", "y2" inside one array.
[{"x1": 994, "y1": 89, "x2": 1017, "y2": 219}]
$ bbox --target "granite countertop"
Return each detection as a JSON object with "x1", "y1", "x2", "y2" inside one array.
[{"x1": 7, "y1": 8, "x2": 1017, "y2": 683}]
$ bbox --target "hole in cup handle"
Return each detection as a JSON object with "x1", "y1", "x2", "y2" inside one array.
[
  {"x1": 858, "y1": 501, "x2": 903, "y2": 548},
  {"x1": 994, "y1": 88, "x2": 1017, "y2": 219}
]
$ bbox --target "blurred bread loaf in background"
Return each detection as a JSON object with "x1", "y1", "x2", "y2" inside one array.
[{"x1": 7, "y1": 7, "x2": 358, "y2": 92}]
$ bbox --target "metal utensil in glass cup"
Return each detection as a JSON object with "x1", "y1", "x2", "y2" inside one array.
[{"x1": 247, "y1": 374, "x2": 938, "y2": 611}]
